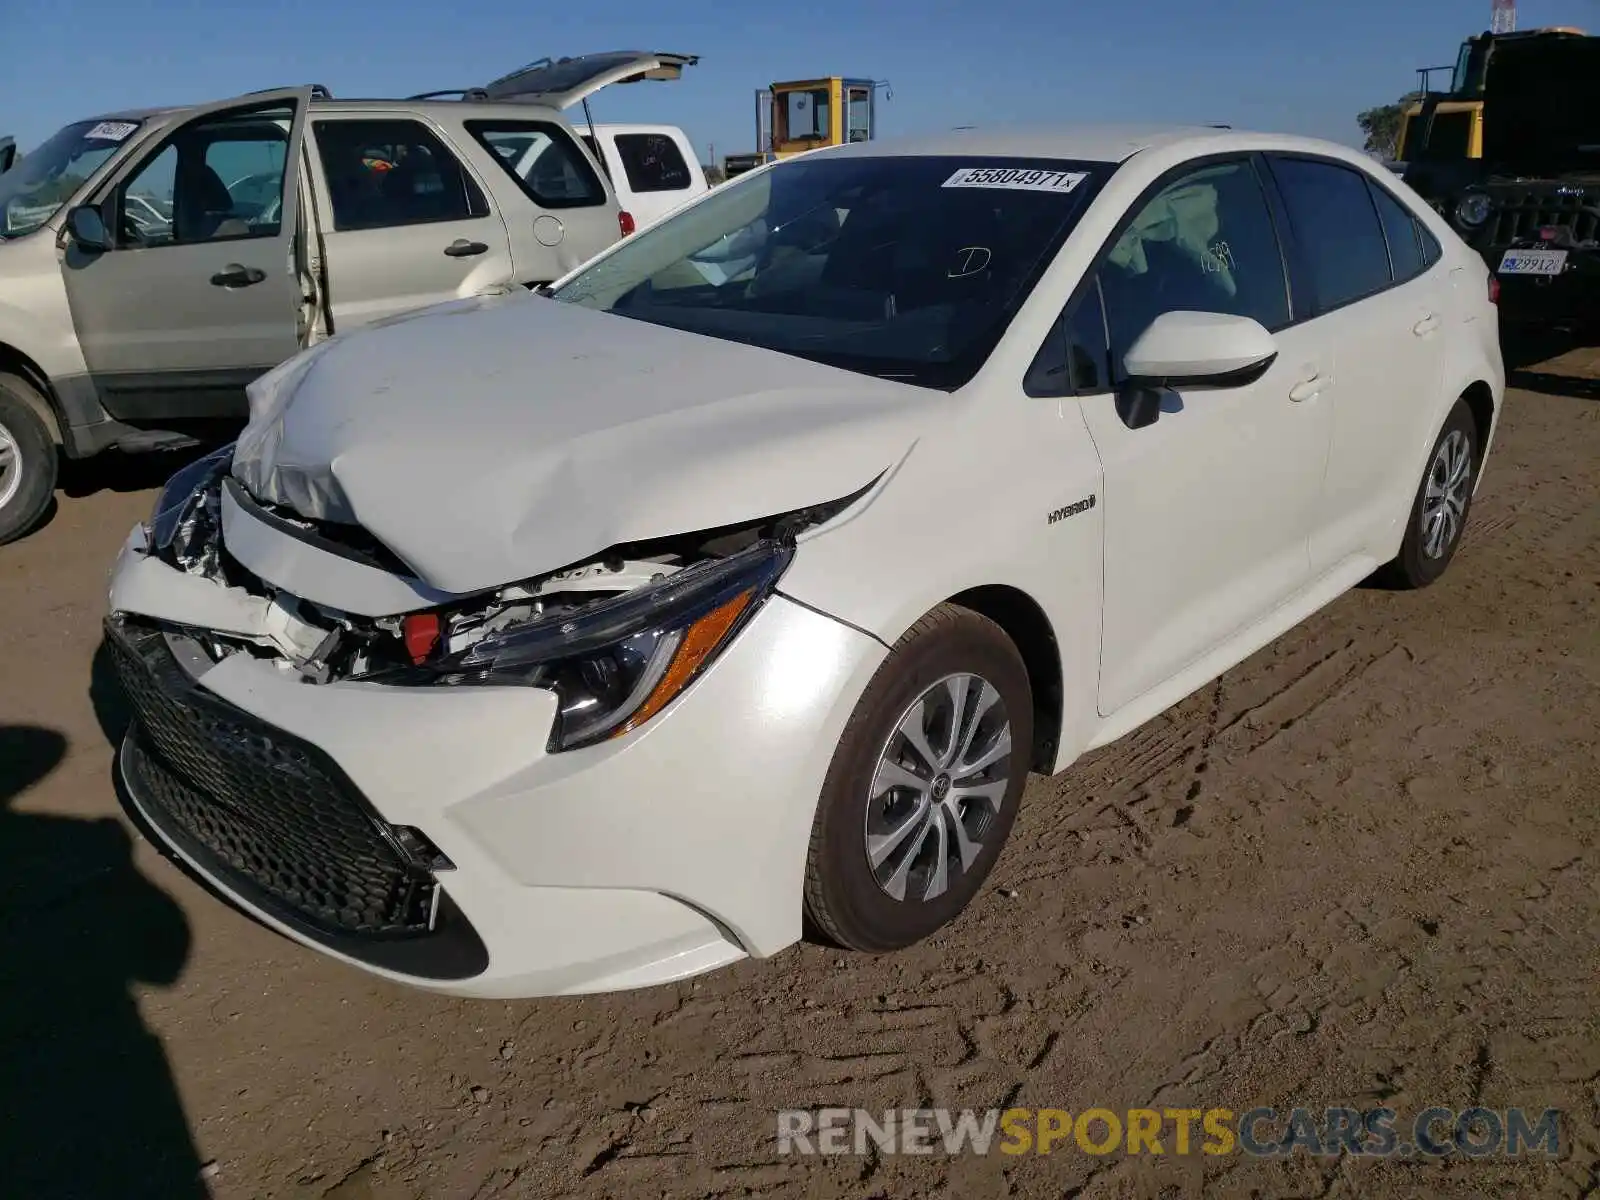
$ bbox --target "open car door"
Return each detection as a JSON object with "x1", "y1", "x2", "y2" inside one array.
[
  {"x1": 0, "y1": 137, "x2": 15, "y2": 175},
  {"x1": 59, "y1": 86, "x2": 312, "y2": 424},
  {"x1": 477, "y1": 51, "x2": 699, "y2": 110}
]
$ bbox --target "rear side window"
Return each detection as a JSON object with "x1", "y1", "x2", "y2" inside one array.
[
  {"x1": 466, "y1": 121, "x2": 606, "y2": 208},
  {"x1": 1268, "y1": 156, "x2": 1392, "y2": 312},
  {"x1": 1369, "y1": 182, "x2": 1426, "y2": 282},
  {"x1": 313, "y1": 118, "x2": 488, "y2": 232},
  {"x1": 612, "y1": 132, "x2": 692, "y2": 193}
]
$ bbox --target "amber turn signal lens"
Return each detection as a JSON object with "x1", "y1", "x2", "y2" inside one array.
[{"x1": 613, "y1": 589, "x2": 754, "y2": 738}]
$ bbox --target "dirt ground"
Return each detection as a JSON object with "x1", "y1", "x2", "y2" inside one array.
[{"x1": 1, "y1": 340, "x2": 1596, "y2": 1200}]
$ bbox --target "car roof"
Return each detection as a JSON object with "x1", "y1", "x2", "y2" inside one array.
[{"x1": 815, "y1": 123, "x2": 1362, "y2": 166}]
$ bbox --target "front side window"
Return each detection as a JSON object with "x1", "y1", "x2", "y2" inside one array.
[
  {"x1": 613, "y1": 133, "x2": 691, "y2": 193},
  {"x1": 1268, "y1": 156, "x2": 1392, "y2": 312},
  {"x1": 467, "y1": 120, "x2": 606, "y2": 208},
  {"x1": 0, "y1": 118, "x2": 140, "y2": 238},
  {"x1": 117, "y1": 104, "x2": 292, "y2": 247},
  {"x1": 315, "y1": 118, "x2": 488, "y2": 231},
  {"x1": 1098, "y1": 158, "x2": 1290, "y2": 380},
  {"x1": 552, "y1": 155, "x2": 1108, "y2": 389}
]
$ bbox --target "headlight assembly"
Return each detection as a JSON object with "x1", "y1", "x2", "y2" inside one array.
[
  {"x1": 149, "y1": 442, "x2": 235, "y2": 574},
  {"x1": 432, "y1": 541, "x2": 793, "y2": 751},
  {"x1": 1455, "y1": 192, "x2": 1492, "y2": 229}
]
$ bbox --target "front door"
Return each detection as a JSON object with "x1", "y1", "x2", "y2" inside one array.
[
  {"x1": 60, "y1": 87, "x2": 311, "y2": 422},
  {"x1": 1078, "y1": 157, "x2": 1333, "y2": 715},
  {"x1": 304, "y1": 114, "x2": 515, "y2": 329}
]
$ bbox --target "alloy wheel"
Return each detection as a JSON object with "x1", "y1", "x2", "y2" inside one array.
[
  {"x1": 1420, "y1": 428, "x2": 1472, "y2": 560},
  {"x1": 864, "y1": 673, "x2": 1013, "y2": 903}
]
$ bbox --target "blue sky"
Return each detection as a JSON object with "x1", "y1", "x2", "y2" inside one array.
[{"x1": 4, "y1": 0, "x2": 1596, "y2": 159}]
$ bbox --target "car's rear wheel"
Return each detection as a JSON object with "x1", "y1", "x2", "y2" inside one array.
[
  {"x1": 803, "y1": 604, "x2": 1033, "y2": 952},
  {"x1": 1382, "y1": 398, "x2": 1478, "y2": 590},
  {"x1": 0, "y1": 374, "x2": 58, "y2": 545}
]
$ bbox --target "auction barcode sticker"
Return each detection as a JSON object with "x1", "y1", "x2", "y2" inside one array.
[
  {"x1": 85, "y1": 121, "x2": 140, "y2": 142},
  {"x1": 942, "y1": 167, "x2": 1087, "y2": 193}
]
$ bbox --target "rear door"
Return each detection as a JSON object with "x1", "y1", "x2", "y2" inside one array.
[
  {"x1": 305, "y1": 113, "x2": 514, "y2": 330},
  {"x1": 1262, "y1": 154, "x2": 1447, "y2": 573},
  {"x1": 60, "y1": 87, "x2": 311, "y2": 422}
]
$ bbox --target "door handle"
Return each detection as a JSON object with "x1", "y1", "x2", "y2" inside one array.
[
  {"x1": 443, "y1": 239, "x2": 489, "y2": 258},
  {"x1": 1413, "y1": 313, "x2": 1441, "y2": 336},
  {"x1": 1289, "y1": 375, "x2": 1326, "y2": 403},
  {"x1": 210, "y1": 264, "x2": 266, "y2": 288}
]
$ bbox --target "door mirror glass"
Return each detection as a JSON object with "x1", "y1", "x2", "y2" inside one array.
[
  {"x1": 1122, "y1": 310, "x2": 1278, "y2": 388},
  {"x1": 66, "y1": 203, "x2": 110, "y2": 252}
]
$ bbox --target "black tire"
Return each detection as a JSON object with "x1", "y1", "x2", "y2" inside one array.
[
  {"x1": 0, "y1": 374, "x2": 59, "y2": 545},
  {"x1": 803, "y1": 603, "x2": 1033, "y2": 953},
  {"x1": 1381, "y1": 398, "x2": 1478, "y2": 590}
]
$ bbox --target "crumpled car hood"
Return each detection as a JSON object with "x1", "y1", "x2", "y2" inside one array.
[{"x1": 233, "y1": 292, "x2": 935, "y2": 596}]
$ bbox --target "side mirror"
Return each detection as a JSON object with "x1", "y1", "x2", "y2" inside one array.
[
  {"x1": 1123, "y1": 311, "x2": 1278, "y2": 390},
  {"x1": 66, "y1": 204, "x2": 111, "y2": 253}
]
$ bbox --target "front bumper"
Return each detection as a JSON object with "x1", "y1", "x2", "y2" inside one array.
[{"x1": 107, "y1": 525, "x2": 888, "y2": 998}]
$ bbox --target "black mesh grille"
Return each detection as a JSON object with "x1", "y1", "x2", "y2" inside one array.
[
  {"x1": 1487, "y1": 191, "x2": 1600, "y2": 248},
  {"x1": 108, "y1": 618, "x2": 436, "y2": 938}
]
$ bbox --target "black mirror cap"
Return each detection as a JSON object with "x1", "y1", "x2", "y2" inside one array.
[
  {"x1": 66, "y1": 204, "x2": 111, "y2": 252},
  {"x1": 1123, "y1": 351, "x2": 1278, "y2": 393}
]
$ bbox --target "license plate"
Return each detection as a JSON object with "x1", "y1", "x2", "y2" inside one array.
[{"x1": 1498, "y1": 249, "x2": 1568, "y2": 276}]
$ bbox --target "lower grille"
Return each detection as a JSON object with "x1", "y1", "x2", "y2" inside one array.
[
  {"x1": 1487, "y1": 193, "x2": 1600, "y2": 248},
  {"x1": 108, "y1": 618, "x2": 436, "y2": 938}
]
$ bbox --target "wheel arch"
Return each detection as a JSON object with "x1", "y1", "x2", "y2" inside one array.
[
  {"x1": 0, "y1": 341, "x2": 64, "y2": 444},
  {"x1": 944, "y1": 584, "x2": 1064, "y2": 774},
  {"x1": 1459, "y1": 378, "x2": 1495, "y2": 464}
]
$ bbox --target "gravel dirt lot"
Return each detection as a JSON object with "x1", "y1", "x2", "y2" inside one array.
[{"x1": 2, "y1": 340, "x2": 1597, "y2": 1200}]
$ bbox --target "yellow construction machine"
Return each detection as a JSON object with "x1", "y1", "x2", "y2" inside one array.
[
  {"x1": 1396, "y1": 26, "x2": 1585, "y2": 163},
  {"x1": 723, "y1": 76, "x2": 889, "y2": 179}
]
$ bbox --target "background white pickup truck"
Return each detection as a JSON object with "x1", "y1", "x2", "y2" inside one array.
[{"x1": 577, "y1": 124, "x2": 708, "y2": 229}]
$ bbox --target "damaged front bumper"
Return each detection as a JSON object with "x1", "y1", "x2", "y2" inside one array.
[{"x1": 105, "y1": 512, "x2": 888, "y2": 998}]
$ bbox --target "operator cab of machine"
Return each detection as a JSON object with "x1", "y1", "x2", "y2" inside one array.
[{"x1": 770, "y1": 77, "x2": 878, "y2": 156}]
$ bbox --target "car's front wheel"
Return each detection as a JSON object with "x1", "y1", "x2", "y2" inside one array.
[
  {"x1": 1382, "y1": 398, "x2": 1479, "y2": 589},
  {"x1": 0, "y1": 374, "x2": 59, "y2": 545},
  {"x1": 803, "y1": 604, "x2": 1033, "y2": 952}
]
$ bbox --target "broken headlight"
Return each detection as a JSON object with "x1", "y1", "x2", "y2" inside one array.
[
  {"x1": 149, "y1": 442, "x2": 235, "y2": 574},
  {"x1": 439, "y1": 541, "x2": 792, "y2": 751}
]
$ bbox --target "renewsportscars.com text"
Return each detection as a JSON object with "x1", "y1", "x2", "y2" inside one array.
[{"x1": 776, "y1": 1106, "x2": 1562, "y2": 1159}]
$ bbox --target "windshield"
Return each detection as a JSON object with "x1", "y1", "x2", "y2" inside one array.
[
  {"x1": 551, "y1": 154, "x2": 1107, "y2": 389},
  {"x1": 0, "y1": 118, "x2": 142, "y2": 238}
]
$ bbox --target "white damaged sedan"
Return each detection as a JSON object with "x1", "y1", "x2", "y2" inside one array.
[{"x1": 107, "y1": 125, "x2": 1504, "y2": 997}]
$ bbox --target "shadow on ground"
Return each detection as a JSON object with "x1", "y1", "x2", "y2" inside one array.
[{"x1": 0, "y1": 724, "x2": 209, "y2": 1200}]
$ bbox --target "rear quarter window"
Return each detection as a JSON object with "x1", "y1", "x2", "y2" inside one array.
[{"x1": 466, "y1": 120, "x2": 607, "y2": 209}]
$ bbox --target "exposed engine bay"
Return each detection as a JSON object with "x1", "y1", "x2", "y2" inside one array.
[{"x1": 145, "y1": 449, "x2": 867, "y2": 742}]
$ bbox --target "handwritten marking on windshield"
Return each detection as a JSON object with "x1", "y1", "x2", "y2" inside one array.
[{"x1": 948, "y1": 246, "x2": 993, "y2": 277}]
